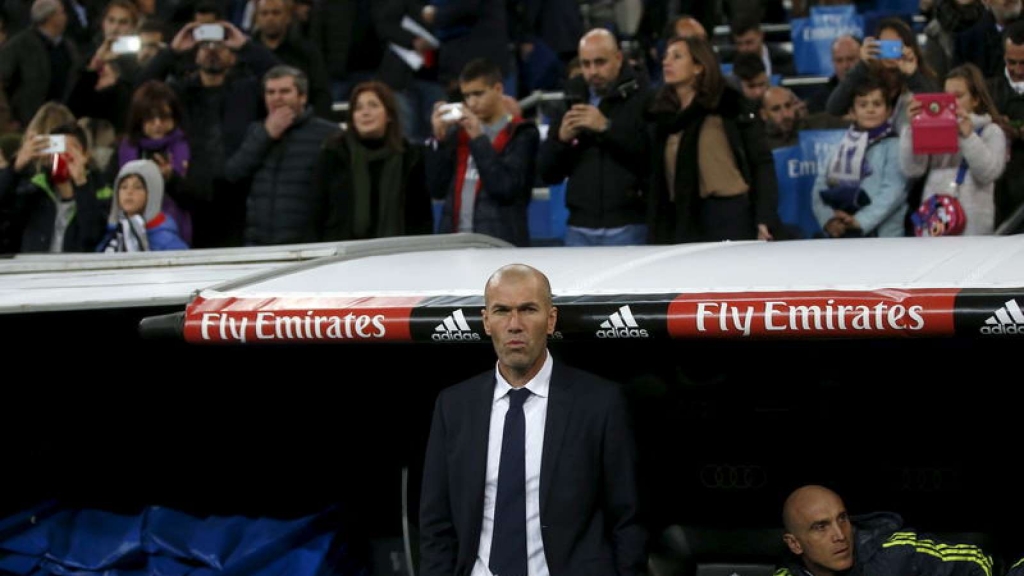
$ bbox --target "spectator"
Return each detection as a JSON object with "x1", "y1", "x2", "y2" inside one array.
[
  {"x1": 373, "y1": 0, "x2": 447, "y2": 142},
  {"x1": 225, "y1": 65, "x2": 339, "y2": 246},
  {"x1": 86, "y1": 0, "x2": 139, "y2": 60},
  {"x1": 537, "y1": 28, "x2": 651, "y2": 246},
  {"x1": 648, "y1": 35, "x2": 781, "y2": 243},
  {"x1": 426, "y1": 58, "x2": 538, "y2": 246},
  {"x1": 309, "y1": 0, "x2": 383, "y2": 101},
  {"x1": 138, "y1": 20, "x2": 279, "y2": 247},
  {"x1": 732, "y1": 52, "x2": 770, "y2": 108},
  {"x1": 136, "y1": 19, "x2": 166, "y2": 67},
  {"x1": 827, "y1": 18, "x2": 939, "y2": 132},
  {"x1": 68, "y1": 0, "x2": 141, "y2": 132},
  {"x1": 729, "y1": 14, "x2": 796, "y2": 77},
  {"x1": 316, "y1": 81, "x2": 433, "y2": 240},
  {"x1": 0, "y1": 120, "x2": 111, "y2": 253},
  {"x1": 419, "y1": 0, "x2": 510, "y2": 92},
  {"x1": 0, "y1": 0, "x2": 81, "y2": 130},
  {"x1": 814, "y1": 75, "x2": 907, "y2": 238},
  {"x1": 807, "y1": 35, "x2": 860, "y2": 114},
  {"x1": 666, "y1": 15, "x2": 708, "y2": 40},
  {"x1": 250, "y1": 0, "x2": 330, "y2": 117},
  {"x1": 118, "y1": 80, "x2": 192, "y2": 244},
  {"x1": 954, "y1": 0, "x2": 1021, "y2": 78},
  {"x1": 988, "y1": 20, "x2": 1024, "y2": 228},
  {"x1": 761, "y1": 87, "x2": 846, "y2": 149},
  {"x1": 900, "y1": 63, "x2": 1006, "y2": 235},
  {"x1": 927, "y1": 0, "x2": 985, "y2": 80},
  {"x1": 98, "y1": 158, "x2": 188, "y2": 251}
]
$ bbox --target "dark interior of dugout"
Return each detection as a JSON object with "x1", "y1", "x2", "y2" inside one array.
[{"x1": 0, "y1": 307, "x2": 1019, "y2": 573}]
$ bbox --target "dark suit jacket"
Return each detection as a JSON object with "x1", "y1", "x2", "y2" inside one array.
[
  {"x1": 419, "y1": 361, "x2": 647, "y2": 576},
  {"x1": 953, "y1": 10, "x2": 1006, "y2": 79},
  {"x1": 0, "y1": 28, "x2": 81, "y2": 127}
]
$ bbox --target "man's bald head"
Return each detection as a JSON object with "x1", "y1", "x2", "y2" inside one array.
[
  {"x1": 578, "y1": 28, "x2": 623, "y2": 94},
  {"x1": 760, "y1": 86, "x2": 798, "y2": 135},
  {"x1": 783, "y1": 485, "x2": 842, "y2": 532},
  {"x1": 674, "y1": 16, "x2": 707, "y2": 40},
  {"x1": 831, "y1": 35, "x2": 860, "y2": 81},
  {"x1": 781, "y1": 485, "x2": 855, "y2": 576},
  {"x1": 484, "y1": 264, "x2": 553, "y2": 307}
]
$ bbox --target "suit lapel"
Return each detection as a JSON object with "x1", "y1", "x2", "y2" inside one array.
[
  {"x1": 539, "y1": 362, "x2": 574, "y2": 518},
  {"x1": 466, "y1": 372, "x2": 496, "y2": 548}
]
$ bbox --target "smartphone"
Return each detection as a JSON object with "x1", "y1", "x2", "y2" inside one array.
[
  {"x1": 877, "y1": 39, "x2": 904, "y2": 60},
  {"x1": 192, "y1": 24, "x2": 225, "y2": 42},
  {"x1": 111, "y1": 35, "x2": 142, "y2": 54},
  {"x1": 438, "y1": 103, "x2": 464, "y2": 122},
  {"x1": 39, "y1": 134, "x2": 66, "y2": 154}
]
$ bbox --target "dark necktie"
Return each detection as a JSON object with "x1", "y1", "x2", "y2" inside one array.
[{"x1": 489, "y1": 387, "x2": 531, "y2": 576}]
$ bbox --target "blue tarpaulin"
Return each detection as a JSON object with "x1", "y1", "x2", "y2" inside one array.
[{"x1": 0, "y1": 504, "x2": 350, "y2": 576}]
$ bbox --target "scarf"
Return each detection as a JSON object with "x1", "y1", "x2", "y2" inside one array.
[
  {"x1": 821, "y1": 121, "x2": 894, "y2": 213},
  {"x1": 652, "y1": 100, "x2": 712, "y2": 242},
  {"x1": 346, "y1": 131, "x2": 404, "y2": 238},
  {"x1": 118, "y1": 129, "x2": 191, "y2": 176},
  {"x1": 935, "y1": 0, "x2": 984, "y2": 34},
  {"x1": 103, "y1": 214, "x2": 150, "y2": 252}
]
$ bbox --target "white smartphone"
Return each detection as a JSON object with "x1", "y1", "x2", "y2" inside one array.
[
  {"x1": 192, "y1": 24, "x2": 225, "y2": 42},
  {"x1": 39, "y1": 135, "x2": 66, "y2": 154},
  {"x1": 439, "y1": 103, "x2": 464, "y2": 122},
  {"x1": 111, "y1": 35, "x2": 142, "y2": 54}
]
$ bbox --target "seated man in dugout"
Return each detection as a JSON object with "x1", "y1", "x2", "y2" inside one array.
[{"x1": 774, "y1": 485, "x2": 993, "y2": 576}]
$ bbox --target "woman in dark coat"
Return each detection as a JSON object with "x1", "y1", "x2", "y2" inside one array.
[
  {"x1": 316, "y1": 81, "x2": 434, "y2": 240},
  {"x1": 647, "y1": 35, "x2": 782, "y2": 244}
]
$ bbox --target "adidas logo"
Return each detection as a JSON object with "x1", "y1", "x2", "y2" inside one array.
[
  {"x1": 596, "y1": 305, "x2": 649, "y2": 338},
  {"x1": 432, "y1": 309, "x2": 481, "y2": 341},
  {"x1": 979, "y1": 299, "x2": 1024, "y2": 335}
]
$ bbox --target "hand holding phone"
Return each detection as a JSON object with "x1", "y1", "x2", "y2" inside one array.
[
  {"x1": 438, "y1": 103, "x2": 464, "y2": 123},
  {"x1": 192, "y1": 24, "x2": 225, "y2": 42},
  {"x1": 39, "y1": 134, "x2": 66, "y2": 155}
]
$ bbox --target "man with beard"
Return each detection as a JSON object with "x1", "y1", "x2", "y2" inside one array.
[
  {"x1": 250, "y1": 0, "x2": 330, "y2": 117},
  {"x1": 989, "y1": 21, "x2": 1024, "y2": 228},
  {"x1": 955, "y1": 0, "x2": 1021, "y2": 77},
  {"x1": 137, "y1": 20, "x2": 279, "y2": 247},
  {"x1": 537, "y1": 28, "x2": 651, "y2": 246},
  {"x1": 761, "y1": 87, "x2": 846, "y2": 150}
]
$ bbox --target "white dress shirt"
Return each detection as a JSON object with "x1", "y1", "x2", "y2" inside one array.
[
  {"x1": 472, "y1": 351, "x2": 552, "y2": 576},
  {"x1": 761, "y1": 44, "x2": 774, "y2": 78}
]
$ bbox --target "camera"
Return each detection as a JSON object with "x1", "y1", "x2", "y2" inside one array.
[
  {"x1": 193, "y1": 24, "x2": 226, "y2": 42},
  {"x1": 439, "y1": 103, "x2": 465, "y2": 122},
  {"x1": 111, "y1": 35, "x2": 142, "y2": 54}
]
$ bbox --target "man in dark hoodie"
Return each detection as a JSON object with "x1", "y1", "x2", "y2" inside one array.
[{"x1": 775, "y1": 485, "x2": 992, "y2": 576}]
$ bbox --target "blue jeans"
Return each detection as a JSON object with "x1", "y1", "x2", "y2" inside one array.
[{"x1": 564, "y1": 224, "x2": 648, "y2": 246}]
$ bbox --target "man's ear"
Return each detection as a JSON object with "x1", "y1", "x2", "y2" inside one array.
[
  {"x1": 482, "y1": 308, "x2": 492, "y2": 336},
  {"x1": 783, "y1": 533, "x2": 802, "y2": 555},
  {"x1": 547, "y1": 305, "x2": 558, "y2": 335}
]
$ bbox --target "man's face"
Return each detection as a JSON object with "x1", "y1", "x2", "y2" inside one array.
[
  {"x1": 459, "y1": 78, "x2": 503, "y2": 123},
  {"x1": 578, "y1": 38, "x2": 623, "y2": 94},
  {"x1": 138, "y1": 30, "x2": 163, "y2": 65},
  {"x1": 49, "y1": 2, "x2": 68, "y2": 34},
  {"x1": 783, "y1": 492, "x2": 854, "y2": 576},
  {"x1": 265, "y1": 75, "x2": 306, "y2": 115},
  {"x1": 740, "y1": 72, "x2": 770, "y2": 102},
  {"x1": 761, "y1": 88, "x2": 797, "y2": 134},
  {"x1": 196, "y1": 41, "x2": 235, "y2": 74},
  {"x1": 832, "y1": 38, "x2": 859, "y2": 81},
  {"x1": 733, "y1": 29, "x2": 764, "y2": 55},
  {"x1": 256, "y1": 0, "x2": 290, "y2": 39},
  {"x1": 482, "y1": 274, "x2": 557, "y2": 379},
  {"x1": 1006, "y1": 40, "x2": 1024, "y2": 82},
  {"x1": 988, "y1": 0, "x2": 1022, "y2": 22},
  {"x1": 102, "y1": 6, "x2": 135, "y2": 39}
]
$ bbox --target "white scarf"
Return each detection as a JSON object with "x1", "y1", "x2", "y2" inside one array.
[{"x1": 104, "y1": 215, "x2": 150, "y2": 252}]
